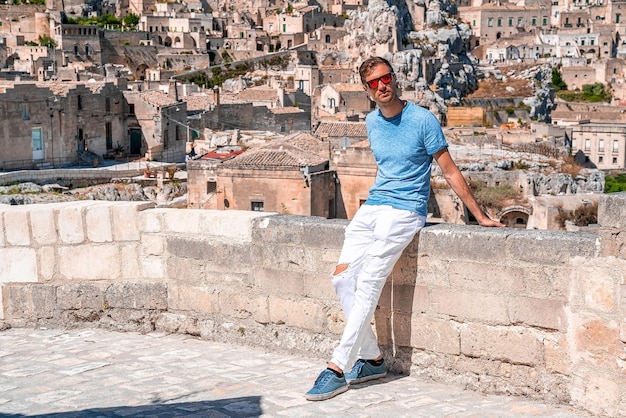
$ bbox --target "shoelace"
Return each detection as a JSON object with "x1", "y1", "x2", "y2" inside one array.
[{"x1": 314, "y1": 370, "x2": 334, "y2": 385}]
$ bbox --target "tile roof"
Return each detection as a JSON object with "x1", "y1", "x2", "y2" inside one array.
[
  {"x1": 223, "y1": 136, "x2": 328, "y2": 169},
  {"x1": 333, "y1": 83, "x2": 365, "y2": 92},
  {"x1": 237, "y1": 88, "x2": 278, "y2": 101},
  {"x1": 269, "y1": 106, "x2": 304, "y2": 114},
  {"x1": 137, "y1": 90, "x2": 179, "y2": 107},
  {"x1": 314, "y1": 121, "x2": 367, "y2": 138},
  {"x1": 184, "y1": 94, "x2": 214, "y2": 111}
]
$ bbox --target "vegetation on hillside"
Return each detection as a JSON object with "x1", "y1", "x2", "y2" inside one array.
[
  {"x1": 605, "y1": 173, "x2": 626, "y2": 193},
  {"x1": 556, "y1": 82, "x2": 612, "y2": 103},
  {"x1": 551, "y1": 67, "x2": 567, "y2": 91},
  {"x1": 65, "y1": 14, "x2": 122, "y2": 29},
  {"x1": 469, "y1": 181, "x2": 524, "y2": 212}
]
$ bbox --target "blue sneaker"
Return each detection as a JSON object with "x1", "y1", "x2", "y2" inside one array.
[
  {"x1": 305, "y1": 368, "x2": 349, "y2": 401},
  {"x1": 345, "y1": 359, "x2": 387, "y2": 384}
]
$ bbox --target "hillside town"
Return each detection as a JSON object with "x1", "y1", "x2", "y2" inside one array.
[{"x1": 0, "y1": 0, "x2": 623, "y2": 229}]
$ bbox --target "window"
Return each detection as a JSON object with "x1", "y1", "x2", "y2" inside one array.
[
  {"x1": 613, "y1": 139, "x2": 619, "y2": 152},
  {"x1": 613, "y1": 157, "x2": 618, "y2": 164},
  {"x1": 106, "y1": 122, "x2": 112, "y2": 150},
  {"x1": 105, "y1": 97, "x2": 111, "y2": 112},
  {"x1": 585, "y1": 139, "x2": 590, "y2": 151},
  {"x1": 599, "y1": 156, "x2": 604, "y2": 163},
  {"x1": 517, "y1": 17, "x2": 523, "y2": 27},
  {"x1": 77, "y1": 95, "x2": 82, "y2": 110},
  {"x1": 542, "y1": 17, "x2": 548, "y2": 25},
  {"x1": 22, "y1": 104, "x2": 29, "y2": 120},
  {"x1": 497, "y1": 18, "x2": 502, "y2": 27},
  {"x1": 251, "y1": 201, "x2": 264, "y2": 211},
  {"x1": 531, "y1": 17, "x2": 537, "y2": 25},
  {"x1": 599, "y1": 139, "x2": 604, "y2": 151},
  {"x1": 488, "y1": 18, "x2": 493, "y2": 27},
  {"x1": 163, "y1": 128, "x2": 169, "y2": 149},
  {"x1": 298, "y1": 80, "x2": 304, "y2": 90},
  {"x1": 508, "y1": 18, "x2": 513, "y2": 27},
  {"x1": 128, "y1": 104, "x2": 135, "y2": 115},
  {"x1": 207, "y1": 181, "x2": 217, "y2": 193}
]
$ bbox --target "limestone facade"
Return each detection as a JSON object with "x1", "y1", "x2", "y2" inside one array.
[{"x1": 2, "y1": 194, "x2": 626, "y2": 416}]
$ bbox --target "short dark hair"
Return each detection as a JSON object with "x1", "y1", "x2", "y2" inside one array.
[{"x1": 359, "y1": 57, "x2": 394, "y2": 84}]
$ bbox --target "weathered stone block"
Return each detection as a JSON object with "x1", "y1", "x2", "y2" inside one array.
[
  {"x1": 4, "y1": 208, "x2": 30, "y2": 246},
  {"x1": 111, "y1": 203, "x2": 143, "y2": 241},
  {"x1": 59, "y1": 245, "x2": 120, "y2": 280},
  {"x1": 141, "y1": 235, "x2": 164, "y2": 256},
  {"x1": 30, "y1": 206, "x2": 57, "y2": 245},
  {"x1": 105, "y1": 282, "x2": 167, "y2": 309},
  {"x1": 303, "y1": 271, "x2": 336, "y2": 302},
  {"x1": 0, "y1": 286, "x2": 4, "y2": 320},
  {"x1": 505, "y1": 230, "x2": 596, "y2": 265},
  {"x1": 163, "y1": 209, "x2": 202, "y2": 234},
  {"x1": 0, "y1": 248, "x2": 38, "y2": 283},
  {"x1": 38, "y1": 246, "x2": 55, "y2": 282},
  {"x1": 0, "y1": 214, "x2": 5, "y2": 248},
  {"x1": 140, "y1": 255, "x2": 166, "y2": 280},
  {"x1": 545, "y1": 335, "x2": 569, "y2": 374},
  {"x1": 5, "y1": 285, "x2": 31, "y2": 319},
  {"x1": 57, "y1": 283, "x2": 106, "y2": 309},
  {"x1": 58, "y1": 205, "x2": 85, "y2": 244},
  {"x1": 598, "y1": 192, "x2": 626, "y2": 229},
  {"x1": 120, "y1": 243, "x2": 141, "y2": 280},
  {"x1": 166, "y1": 257, "x2": 205, "y2": 284},
  {"x1": 571, "y1": 373, "x2": 620, "y2": 417},
  {"x1": 168, "y1": 284, "x2": 219, "y2": 314},
  {"x1": 460, "y1": 324, "x2": 543, "y2": 366},
  {"x1": 508, "y1": 297, "x2": 567, "y2": 331},
  {"x1": 420, "y1": 224, "x2": 508, "y2": 264},
  {"x1": 85, "y1": 204, "x2": 113, "y2": 243},
  {"x1": 198, "y1": 210, "x2": 269, "y2": 242},
  {"x1": 139, "y1": 209, "x2": 165, "y2": 233},
  {"x1": 31, "y1": 285, "x2": 55, "y2": 318},
  {"x1": 267, "y1": 296, "x2": 326, "y2": 333},
  {"x1": 571, "y1": 314, "x2": 622, "y2": 368},
  {"x1": 410, "y1": 314, "x2": 460, "y2": 355},
  {"x1": 429, "y1": 288, "x2": 509, "y2": 324},
  {"x1": 254, "y1": 268, "x2": 307, "y2": 298}
]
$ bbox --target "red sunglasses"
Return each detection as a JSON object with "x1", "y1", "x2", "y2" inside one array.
[{"x1": 365, "y1": 72, "x2": 394, "y2": 89}]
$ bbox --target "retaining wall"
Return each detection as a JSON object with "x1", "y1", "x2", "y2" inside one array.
[{"x1": 1, "y1": 195, "x2": 626, "y2": 416}]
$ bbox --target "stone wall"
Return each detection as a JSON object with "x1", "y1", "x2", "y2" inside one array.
[{"x1": 1, "y1": 196, "x2": 626, "y2": 416}]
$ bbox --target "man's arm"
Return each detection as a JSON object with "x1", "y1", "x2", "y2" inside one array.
[{"x1": 433, "y1": 148, "x2": 505, "y2": 227}]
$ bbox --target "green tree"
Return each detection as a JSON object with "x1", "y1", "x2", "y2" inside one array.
[
  {"x1": 38, "y1": 35, "x2": 57, "y2": 49},
  {"x1": 123, "y1": 13, "x2": 139, "y2": 30},
  {"x1": 551, "y1": 68, "x2": 567, "y2": 91}
]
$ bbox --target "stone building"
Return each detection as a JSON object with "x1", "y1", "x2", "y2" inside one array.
[
  {"x1": 570, "y1": 122, "x2": 626, "y2": 169},
  {"x1": 0, "y1": 81, "x2": 128, "y2": 170},
  {"x1": 459, "y1": 4, "x2": 550, "y2": 49},
  {"x1": 54, "y1": 24, "x2": 102, "y2": 67},
  {"x1": 311, "y1": 83, "x2": 371, "y2": 126},
  {"x1": 123, "y1": 89, "x2": 190, "y2": 161},
  {"x1": 187, "y1": 133, "x2": 335, "y2": 217}
]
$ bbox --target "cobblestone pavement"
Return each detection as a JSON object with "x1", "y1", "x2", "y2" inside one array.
[{"x1": 0, "y1": 328, "x2": 590, "y2": 418}]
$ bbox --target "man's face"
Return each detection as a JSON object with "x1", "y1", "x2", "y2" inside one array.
[{"x1": 363, "y1": 63, "x2": 396, "y2": 105}]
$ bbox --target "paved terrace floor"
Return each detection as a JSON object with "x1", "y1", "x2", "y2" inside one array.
[{"x1": 0, "y1": 328, "x2": 590, "y2": 418}]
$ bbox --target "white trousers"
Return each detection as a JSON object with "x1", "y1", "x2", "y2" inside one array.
[{"x1": 330, "y1": 204, "x2": 425, "y2": 371}]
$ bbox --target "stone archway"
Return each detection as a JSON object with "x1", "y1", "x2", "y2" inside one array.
[{"x1": 499, "y1": 206, "x2": 532, "y2": 229}]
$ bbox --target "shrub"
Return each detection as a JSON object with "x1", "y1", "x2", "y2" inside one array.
[
  {"x1": 560, "y1": 156, "x2": 583, "y2": 177},
  {"x1": 605, "y1": 173, "x2": 626, "y2": 193},
  {"x1": 469, "y1": 181, "x2": 522, "y2": 211}
]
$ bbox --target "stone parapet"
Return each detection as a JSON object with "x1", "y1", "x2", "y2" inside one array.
[{"x1": 1, "y1": 194, "x2": 626, "y2": 416}]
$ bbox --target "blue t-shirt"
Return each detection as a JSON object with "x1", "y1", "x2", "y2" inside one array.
[{"x1": 365, "y1": 101, "x2": 448, "y2": 216}]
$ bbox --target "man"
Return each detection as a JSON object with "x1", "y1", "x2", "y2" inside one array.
[{"x1": 305, "y1": 56, "x2": 504, "y2": 401}]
